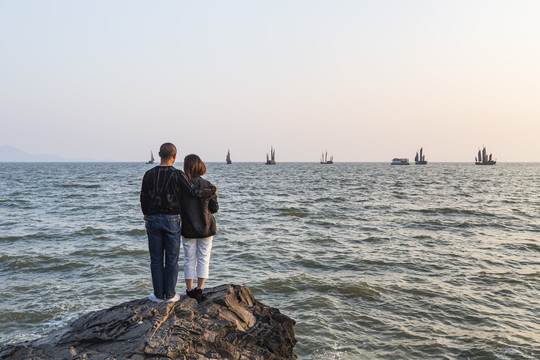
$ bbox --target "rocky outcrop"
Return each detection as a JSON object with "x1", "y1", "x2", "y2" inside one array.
[{"x1": 0, "y1": 284, "x2": 296, "y2": 359}]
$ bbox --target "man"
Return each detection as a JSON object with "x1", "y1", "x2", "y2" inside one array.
[{"x1": 140, "y1": 143, "x2": 216, "y2": 303}]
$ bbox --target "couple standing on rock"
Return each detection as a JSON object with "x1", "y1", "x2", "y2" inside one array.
[{"x1": 140, "y1": 142, "x2": 219, "y2": 304}]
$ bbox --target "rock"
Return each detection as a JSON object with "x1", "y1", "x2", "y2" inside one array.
[{"x1": 0, "y1": 284, "x2": 296, "y2": 359}]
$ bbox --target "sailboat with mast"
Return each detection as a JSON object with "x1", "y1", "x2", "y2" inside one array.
[
  {"x1": 226, "y1": 149, "x2": 232, "y2": 164},
  {"x1": 265, "y1": 146, "x2": 276, "y2": 165},
  {"x1": 414, "y1": 147, "x2": 427, "y2": 165},
  {"x1": 146, "y1": 151, "x2": 155, "y2": 164},
  {"x1": 320, "y1": 150, "x2": 333, "y2": 164},
  {"x1": 475, "y1": 146, "x2": 496, "y2": 165}
]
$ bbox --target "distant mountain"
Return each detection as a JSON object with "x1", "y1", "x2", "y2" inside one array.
[{"x1": 0, "y1": 145, "x2": 95, "y2": 162}]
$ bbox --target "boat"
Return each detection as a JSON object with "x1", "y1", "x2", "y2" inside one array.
[
  {"x1": 146, "y1": 151, "x2": 155, "y2": 164},
  {"x1": 226, "y1": 149, "x2": 232, "y2": 164},
  {"x1": 414, "y1": 147, "x2": 427, "y2": 165},
  {"x1": 265, "y1": 146, "x2": 276, "y2": 165},
  {"x1": 320, "y1": 151, "x2": 333, "y2": 164},
  {"x1": 391, "y1": 158, "x2": 409, "y2": 165},
  {"x1": 475, "y1": 146, "x2": 496, "y2": 165}
]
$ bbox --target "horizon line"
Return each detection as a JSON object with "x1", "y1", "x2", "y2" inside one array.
[{"x1": 1, "y1": 161, "x2": 538, "y2": 164}]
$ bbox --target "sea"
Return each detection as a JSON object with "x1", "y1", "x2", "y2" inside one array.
[{"x1": 0, "y1": 162, "x2": 538, "y2": 360}]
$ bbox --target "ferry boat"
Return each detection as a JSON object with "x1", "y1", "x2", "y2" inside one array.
[
  {"x1": 146, "y1": 151, "x2": 155, "y2": 164},
  {"x1": 320, "y1": 151, "x2": 333, "y2": 164},
  {"x1": 391, "y1": 158, "x2": 410, "y2": 165},
  {"x1": 265, "y1": 146, "x2": 276, "y2": 165},
  {"x1": 226, "y1": 149, "x2": 232, "y2": 164},
  {"x1": 414, "y1": 148, "x2": 427, "y2": 165},
  {"x1": 475, "y1": 146, "x2": 496, "y2": 165}
]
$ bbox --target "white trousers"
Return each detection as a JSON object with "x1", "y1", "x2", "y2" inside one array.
[{"x1": 182, "y1": 236, "x2": 213, "y2": 279}]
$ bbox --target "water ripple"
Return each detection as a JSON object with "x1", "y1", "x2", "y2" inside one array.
[{"x1": 0, "y1": 162, "x2": 539, "y2": 360}]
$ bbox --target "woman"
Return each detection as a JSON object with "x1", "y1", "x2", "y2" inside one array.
[{"x1": 180, "y1": 154, "x2": 219, "y2": 303}]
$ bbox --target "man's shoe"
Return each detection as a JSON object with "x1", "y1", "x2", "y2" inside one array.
[
  {"x1": 166, "y1": 294, "x2": 180, "y2": 303},
  {"x1": 149, "y1": 293, "x2": 163, "y2": 303}
]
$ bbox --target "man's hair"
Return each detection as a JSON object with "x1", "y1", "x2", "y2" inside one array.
[
  {"x1": 159, "y1": 143, "x2": 177, "y2": 159},
  {"x1": 184, "y1": 154, "x2": 207, "y2": 178}
]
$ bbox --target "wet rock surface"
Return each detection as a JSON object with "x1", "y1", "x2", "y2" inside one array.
[{"x1": 0, "y1": 284, "x2": 296, "y2": 359}]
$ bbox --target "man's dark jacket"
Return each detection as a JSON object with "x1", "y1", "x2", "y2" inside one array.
[
  {"x1": 180, "y1": 176, "x2": 219, "y2": 238},
  {"x1": 140, "y1": 166, "x2": 215, "y2": 215}
]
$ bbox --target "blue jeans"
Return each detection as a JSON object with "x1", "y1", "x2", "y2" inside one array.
[{"x1": 146, "y1": 214, "x2": 181, "y2": 300}]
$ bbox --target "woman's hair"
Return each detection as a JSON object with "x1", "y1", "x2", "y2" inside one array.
[{"x1": 184, "y1": 154, "x2": 207, "y2": 178}]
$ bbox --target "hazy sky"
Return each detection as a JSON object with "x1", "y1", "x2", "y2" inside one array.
[{"x1": 1, "y1": 1, "x2": 539, "y2": 162}]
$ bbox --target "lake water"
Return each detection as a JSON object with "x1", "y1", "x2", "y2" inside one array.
[{"x1": 0, "y1": 162, "x2": 539, "y2": 359}]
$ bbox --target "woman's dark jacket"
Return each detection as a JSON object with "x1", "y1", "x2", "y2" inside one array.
[{"x1": 180, "y1": 176, "x2": 219, "y2": 238}]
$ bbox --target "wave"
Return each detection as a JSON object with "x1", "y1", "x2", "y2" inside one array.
[
  {"x1": 409, "y1": 207, "x2": 493, "y2": 216},
  {"x1": 308, "y1": 237, "x2": 339, "y2": 245},
  {"x1": 335, "y1": 281, "x2": 381, "y2": 301},
  {"x1": 362, "y1": 236, "x2": 390, "y2": 243},
  {"x1": 82, "y1": 246, "x2": 148, "y2": 257},
  {"x1": 258, "y1": 274, "x2": 381, "y2": 302},
  {"x1": 412, "y1": 235, "x2": 433, "y2": 240},
  {"x1": 7, "y1": 232, "x2": 58, "y2": 241},
  {"x1": 0, "y1": 199, "x2": 30, "y2": 206},
  {"x1": 503, "y1": 242, "x2": 540, "y2": 253},
  {"x1": 56, "y1": 184, "x2": 101, "y2": 188},
  {"x1": 120, "y1": 229, "x2": 147, "y2": 236},
  {"x1": 1, "y1": 254, "x2": 88, "y2": 272},
  {"x1": 0, "y1": 235, "x2": 23, "y2": 242},
  {"x1": 279, "y1": 210, "x2": 309, "y2": 218},
  {"x1": 72, "y1": 227, "x2": 107, "y2": 236}
]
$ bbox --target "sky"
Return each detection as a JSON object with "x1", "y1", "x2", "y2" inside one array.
[{"x1": 1, "y1": 1, "x2": 539, "y2": 162}]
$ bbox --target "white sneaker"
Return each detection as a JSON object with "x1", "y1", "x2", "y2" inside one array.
[
  {"x1": 149, "y1": 293, "x2": 163, "y2": 303},
  {"x1": 166, "y1": 294, "x2": 180, "y2": 303}
]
